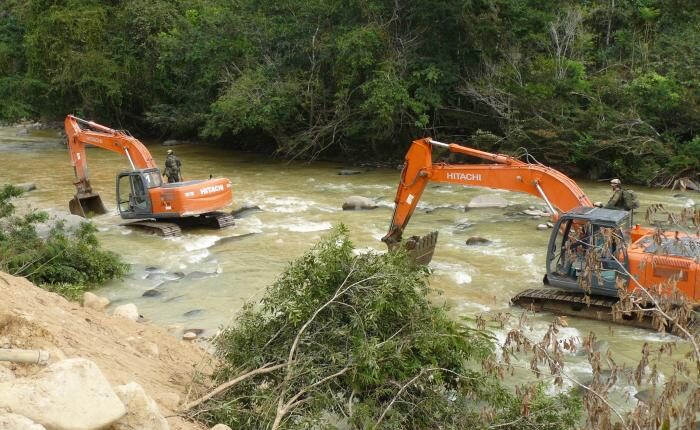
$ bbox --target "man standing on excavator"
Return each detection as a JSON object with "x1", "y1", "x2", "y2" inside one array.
[
  {"x1": 163, "y1": 149, "x2": 182, "y2": 183},
  {"x1": 604, "y1": 178, "x2": 625, "y2": 210}
]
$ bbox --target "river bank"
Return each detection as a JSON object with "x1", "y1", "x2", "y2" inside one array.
[
  {"x1": 0, "y1": 271, "x2": 216, "y2": 430},
  {"x1": 2, "y1": 124, "x2": 697, "y2": 417}
]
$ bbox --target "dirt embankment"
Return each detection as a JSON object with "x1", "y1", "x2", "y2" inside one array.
[{"x1": 0, "y1": 272, "x2": 213, "y2": 430}]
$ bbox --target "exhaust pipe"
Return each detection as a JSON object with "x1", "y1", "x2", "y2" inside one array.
[{"x1": 69, "y1": 192, "x2": 107, "y2": 218}]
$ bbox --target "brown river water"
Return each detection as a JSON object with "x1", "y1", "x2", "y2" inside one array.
[{"x1": 1, "y1": 125, "x2": 696, "y2": 406}]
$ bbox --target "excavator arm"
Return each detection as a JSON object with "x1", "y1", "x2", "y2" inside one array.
[
  {"x1": 65, "y1": 115, "x2": 157, "y2": 194},
  {"x1": 382, "y1": 138, "x2": 592, "y2": 247},
  {"x1": 65, "y1": 115, "x2": 159, "y2": 216}
]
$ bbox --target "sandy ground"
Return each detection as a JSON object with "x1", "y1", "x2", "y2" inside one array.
[{"x1": 0, "y1": 272, "x2": 215, "y2": 430}]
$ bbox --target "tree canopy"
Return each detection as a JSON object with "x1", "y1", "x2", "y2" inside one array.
[{"x1": 2, "y1": 0, "x2": 699, "y2": 184}]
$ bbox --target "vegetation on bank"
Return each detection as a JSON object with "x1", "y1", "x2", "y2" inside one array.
[
  {"x1": 187, "y1": 226, "x2": 580, "y2": 429},
  {"x1": 0, "y1": 185, "x2": 126, "y2": 299},
  {"x1": 2, "y1": 0, "x2": 699, "y2": 184}
]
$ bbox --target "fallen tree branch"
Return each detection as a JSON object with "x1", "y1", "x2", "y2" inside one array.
[{"x1": 181, "y1": 362, "x2": 287, "y2": 412}]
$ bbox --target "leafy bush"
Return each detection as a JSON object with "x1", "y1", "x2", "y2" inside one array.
[
  {"x1": 0, "y1": 185, "x2": 126, "y2": 299},
  {"x1": 196, "y1": 225, "x2": 580, "y2": 429}
]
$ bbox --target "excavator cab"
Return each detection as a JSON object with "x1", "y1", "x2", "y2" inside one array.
[
  {"x1": 116, "y1": 168, "x2": 161, "y2": 218},
  {"x1": 545, "y1": 207, "x2": 631, "y2": 297}
]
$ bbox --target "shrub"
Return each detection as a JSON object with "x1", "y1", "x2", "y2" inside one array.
[
  {"x1": 0, "y1": 185, "x2": 126, "y2": 299},
  {"x1": 194, "y1": 225, "x2": 580, "y2": 429}
]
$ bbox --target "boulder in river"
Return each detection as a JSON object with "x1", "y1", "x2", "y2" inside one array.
[
  {"x1": 183, "y1": 309, "x2": 204, "y2": 317},
  {"x1": 466, "y1": 195, "x2": 508, "y2": 209},
  {"x1": 536, "y1": 224, "x2": 548, "y2": 231},
  {"x1": 212, "y1": 233, "x2": 259, "y2": 248},
  {"x1": 0, "y1": 358, "x2": 126, "y2": 430},
  {"x1": 183, "y1": 271, "x2": 218, "y2": 281},
  {"x1": 230, "y1": 205, "x2": 262, "y2": 218},
  {"x1": 342, "y1": 196, "x2": 378, "y2": 210},
  {"x1": 142, "y1": 289, "x2": 162, "y2": 298},
  {"x1": 34, "y1": 211, "x2": 86, "y2": 239},
  {"x1": 337, "y1": 170, "x2": 362, "y2": 176},
  {"x1": 453, "y1": 221, "x2": 474, "y2": 231},
  {"x1": 16, "y1": 183, "x2": 37, "y2": 192},
  {"x1": 522, "y1": 209, "x2": 550, "y2": 217},
  {"x1": 465, "y1": 237, "x2": 492, "y2": 246},
  {"x1": 145, "y1": 271, "x2": 184, "y2": 281},
  {"x1": 182, "y1": 332, "x2": 198, "y2": 341}
]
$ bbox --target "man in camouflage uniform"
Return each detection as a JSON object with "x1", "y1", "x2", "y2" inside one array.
[
  {"x1": 163, "y1": 149, "x2": 182, "y2": 183},
  {"x1": 604, "y1": 178, "x2": 625, "y2": 210}
]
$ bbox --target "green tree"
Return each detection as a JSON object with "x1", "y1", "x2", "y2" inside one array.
[{"x1": 189, "y1": 226, "x2": 581, "y2": 429}]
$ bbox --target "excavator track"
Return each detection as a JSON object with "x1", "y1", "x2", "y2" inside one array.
[
  {"x1": 203, "y1": 211, "x2": 236, "y2": 229},
  {"x1": 175, "y1": 212, "x2": 236, "y2": 229},
  {"x1": 120, "y1": 220, "x2": 182, "y2": 237},
  {"x1": 512, "y1": 288, "x2": 700, "y2": 333}
]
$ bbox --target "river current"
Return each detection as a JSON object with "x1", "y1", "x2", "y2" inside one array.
[{"x1": 1, "y1": 125, "x2": 694, "y2": 406}]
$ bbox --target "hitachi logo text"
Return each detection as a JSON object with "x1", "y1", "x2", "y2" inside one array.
[
  {"x1": 200, "y1": 185, "x2": 224, "y2": 195},
  {"x1": 446, "y1": 173, "x2": 481, "y2": 181}
]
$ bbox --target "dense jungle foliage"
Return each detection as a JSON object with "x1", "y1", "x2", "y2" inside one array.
[
  {"x1": 1, "y1": 0, "x2": 699, "y2": 184},
  {"x1": 0, "y1": 185, "x2": 126, "y2": 298}
]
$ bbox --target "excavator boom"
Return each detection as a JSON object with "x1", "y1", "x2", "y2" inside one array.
[
  {"x1": 383, "y1": 138, "x2": 591, "y2": 246},
  {"x1": 65, "y1": 115, "x2": 158, "y2": 216}
]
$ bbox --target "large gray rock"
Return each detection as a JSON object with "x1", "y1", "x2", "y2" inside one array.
[
  {"x1": 0, "y1": 358, "x2": 126, "y2": 430},
  {"x1": 34, "y1": 211, "x2": 87, "y2": 239},
  {"x1": 0, "y1": 413, "x2": 46, "y2": 430},
  {"x1": 342, "y1": 196, "x2": 378, "y2": 210},
  {"x1": 113, "y1": 382, "x2": 170, "y2": 430},
  {"x1": 113, "y1": 303, "x2": 140, "y2": 321},
  {"x1": 16, "y1": 183, "x2": 37, "y2": 192},
  {"x1": 522, "y1": 209, "x2": 550, "y2": 217},
  {"x1": 230, "y1": 205, "x2": 262, "y2": 218},
  {"x1": 465, "y1": 237, "x2": 492, "y2": 246},
  {"x1": 467, "y1": 195, "x2": 508, "y2": 209}
]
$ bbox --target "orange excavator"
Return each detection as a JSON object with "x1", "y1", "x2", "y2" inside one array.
[
  {"x1": 65, "y1": 115, "x2": 235, "y2": 236},
  {"x1": 383, "y1": 138, "x2": 700, "y2": 326}
]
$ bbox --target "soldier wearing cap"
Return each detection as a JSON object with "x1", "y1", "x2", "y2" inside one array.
[
  {"x1": 604, "y1": 178, "x2": 625, "y2": 210},
  {"x1": 163, "y1": 149, "x2": 182, "y2": 183}
]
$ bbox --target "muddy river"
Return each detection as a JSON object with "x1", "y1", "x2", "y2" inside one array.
[{"x1": 1, "y1": 125, "x2": 695, "y2": 406}]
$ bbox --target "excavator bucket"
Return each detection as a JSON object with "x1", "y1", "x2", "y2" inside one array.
[
  {"x1": 69, "y1": 193, "x2": 107, "y2": 218},
  {"x1": 403, "y1": 231, "x2": 439, "y2": 265}
]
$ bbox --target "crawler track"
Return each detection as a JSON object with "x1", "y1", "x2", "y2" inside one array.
[
  {"x1": 120, "y1": 220, "x2": 182, "y2": 237},
  {"x1": 121, "y1": 212, "x2": 235, "y2": 236},
  {"x1": 173, "y1": 212, "x2": 236, "y2": 229},
  {"x1": 512, "y1": 288, "x2": 700, "y2": 333}
]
